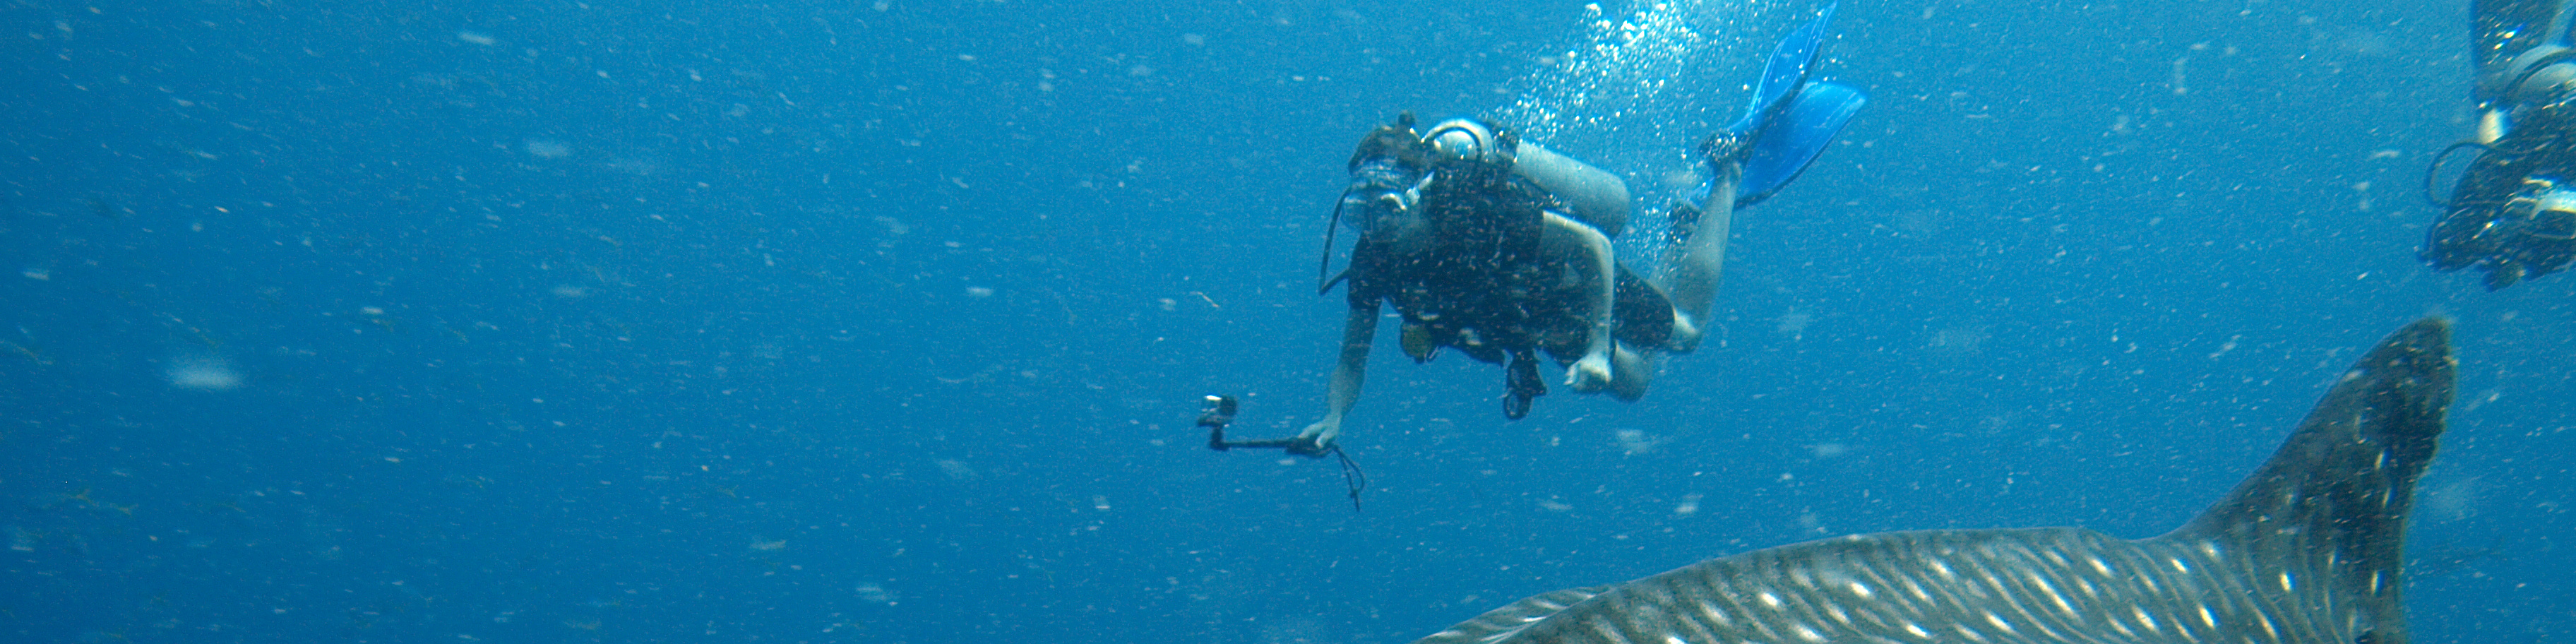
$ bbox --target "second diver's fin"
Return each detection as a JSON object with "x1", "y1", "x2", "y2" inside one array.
[{"x1": 1735, "y1": 81, "x2": 1866, "y2": 207}]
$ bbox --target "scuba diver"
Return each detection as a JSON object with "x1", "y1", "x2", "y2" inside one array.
[
  {"x1": 1283, "y1": 5, "x2": 1867, "y2": 456},
  {"x1": 2428, "y1": 0, "x2": 2576, "y2": 288}
]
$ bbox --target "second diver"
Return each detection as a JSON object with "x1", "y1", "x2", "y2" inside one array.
[{"x1": 2431, "y1": 0, "x2": 2576, "y2": 288}]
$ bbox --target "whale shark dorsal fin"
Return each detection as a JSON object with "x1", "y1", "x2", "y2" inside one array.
[
  {"x1": 1405, "y1": 318, "x2": 2459, "y2": 644},
  {"x1": 2155, "y1": 317, "x2": 2454, "y2": 643}
]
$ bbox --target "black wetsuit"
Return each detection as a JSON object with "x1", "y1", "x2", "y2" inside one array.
[
  {"x1": 1345, "y1": 160, "x2": 1550, "y2": 364},
  {"x1": 1344, "y1": 160, "x2": 1676, "y2": 415}
]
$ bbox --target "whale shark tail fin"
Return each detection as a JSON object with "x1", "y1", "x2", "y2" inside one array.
[{"x1": 2160, "y1": 318, "x2": 2455, "y2": 644}]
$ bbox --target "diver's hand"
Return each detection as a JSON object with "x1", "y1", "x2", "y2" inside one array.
[
  {"x1": 1567, "y1": 352, "x2": 1614, "y2": 392},
  {"x1": 1289, "y1": 419, "x2": 1340, "y2": 458}
]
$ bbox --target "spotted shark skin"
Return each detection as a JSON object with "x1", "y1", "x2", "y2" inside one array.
[{"x1": 1417, "y1": 318, "x2": 2454, "y2": 644}]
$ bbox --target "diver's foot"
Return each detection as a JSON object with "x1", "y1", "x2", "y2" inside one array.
[
  {"x1": 1667, "y1": 314, "x2": 1706, "y2": 354},
  {"x1": 1700, "y1": 131, "x2": 1753, "y2": 170},
  {"x1": 1566, "y1": 353, "x2": 1614, "y2": 393}
]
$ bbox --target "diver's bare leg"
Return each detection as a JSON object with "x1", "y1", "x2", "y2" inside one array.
[
  {"x1": 1296, "y1": 303, "x2": 1379, "y2": 453},
  {"x1": 1662, "y1": 162, "x2": 1739, "y2": 353},
  {"x1": 1541, "y1": 212, "x2": 1619, "y2": 391}
]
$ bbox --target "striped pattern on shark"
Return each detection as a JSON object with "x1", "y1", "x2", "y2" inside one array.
[{"x1": 1417, "y1": 318, "x2": 2454, "y2": 644}]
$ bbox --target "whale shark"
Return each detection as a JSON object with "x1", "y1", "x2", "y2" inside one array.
[{"x1": 1413, "y1": 318, "x2": 2455, "y2": 644}]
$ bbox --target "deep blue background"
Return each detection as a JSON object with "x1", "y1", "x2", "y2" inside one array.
[{"x1": 4, "y1": 0, "x2": 2570, "y2": 643}]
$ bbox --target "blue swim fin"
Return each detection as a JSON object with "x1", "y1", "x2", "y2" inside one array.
[
  {"x1": 1735, "y1": 81, "x2": 1866, "y2": 207},
  {"x1": 1726, "y1": 3, "x2": 1837, "y2": 137}
]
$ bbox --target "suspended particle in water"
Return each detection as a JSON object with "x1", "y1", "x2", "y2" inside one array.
[
  {"x1": 166, "y1": 355, "x2": 243, "y2": 390},
  {"x1": 854, "y1": 582, "x2": 898, "y2": 604},
  {"x1": 525, "y1": 139, "x2": 571, "y2": 159}
]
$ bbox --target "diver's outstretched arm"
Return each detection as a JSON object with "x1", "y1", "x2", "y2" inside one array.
[
  {"x1": 1296, "y1": 303, "x2": 1379, "y2": 453},
  {"x1": 1541, "y1": 211, "x2": 1620, "y2": 391},
  {"x1": 1662, "y1": 162, "x2": 1739, "y2": 353}
]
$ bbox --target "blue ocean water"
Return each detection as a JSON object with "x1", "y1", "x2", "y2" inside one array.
[{"x1": 2, "y1": 0, "x2": 2568, "y2": 642}]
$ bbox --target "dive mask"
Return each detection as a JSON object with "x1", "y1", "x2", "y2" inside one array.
[{"x1": 1340, "y1": 157, "x2": 1429, "y2": 233}]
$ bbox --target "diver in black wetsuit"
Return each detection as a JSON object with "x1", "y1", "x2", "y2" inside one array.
[
  {"x1": 1286, "y1": 5, "x2": 1867, "y2": 455},
  {"x1": 2429, "y1": 0, "x2": 2576, "y2": 289},
  {"x1": 1320, "y1": 114, "x2": 1667, "y2": 425}
]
